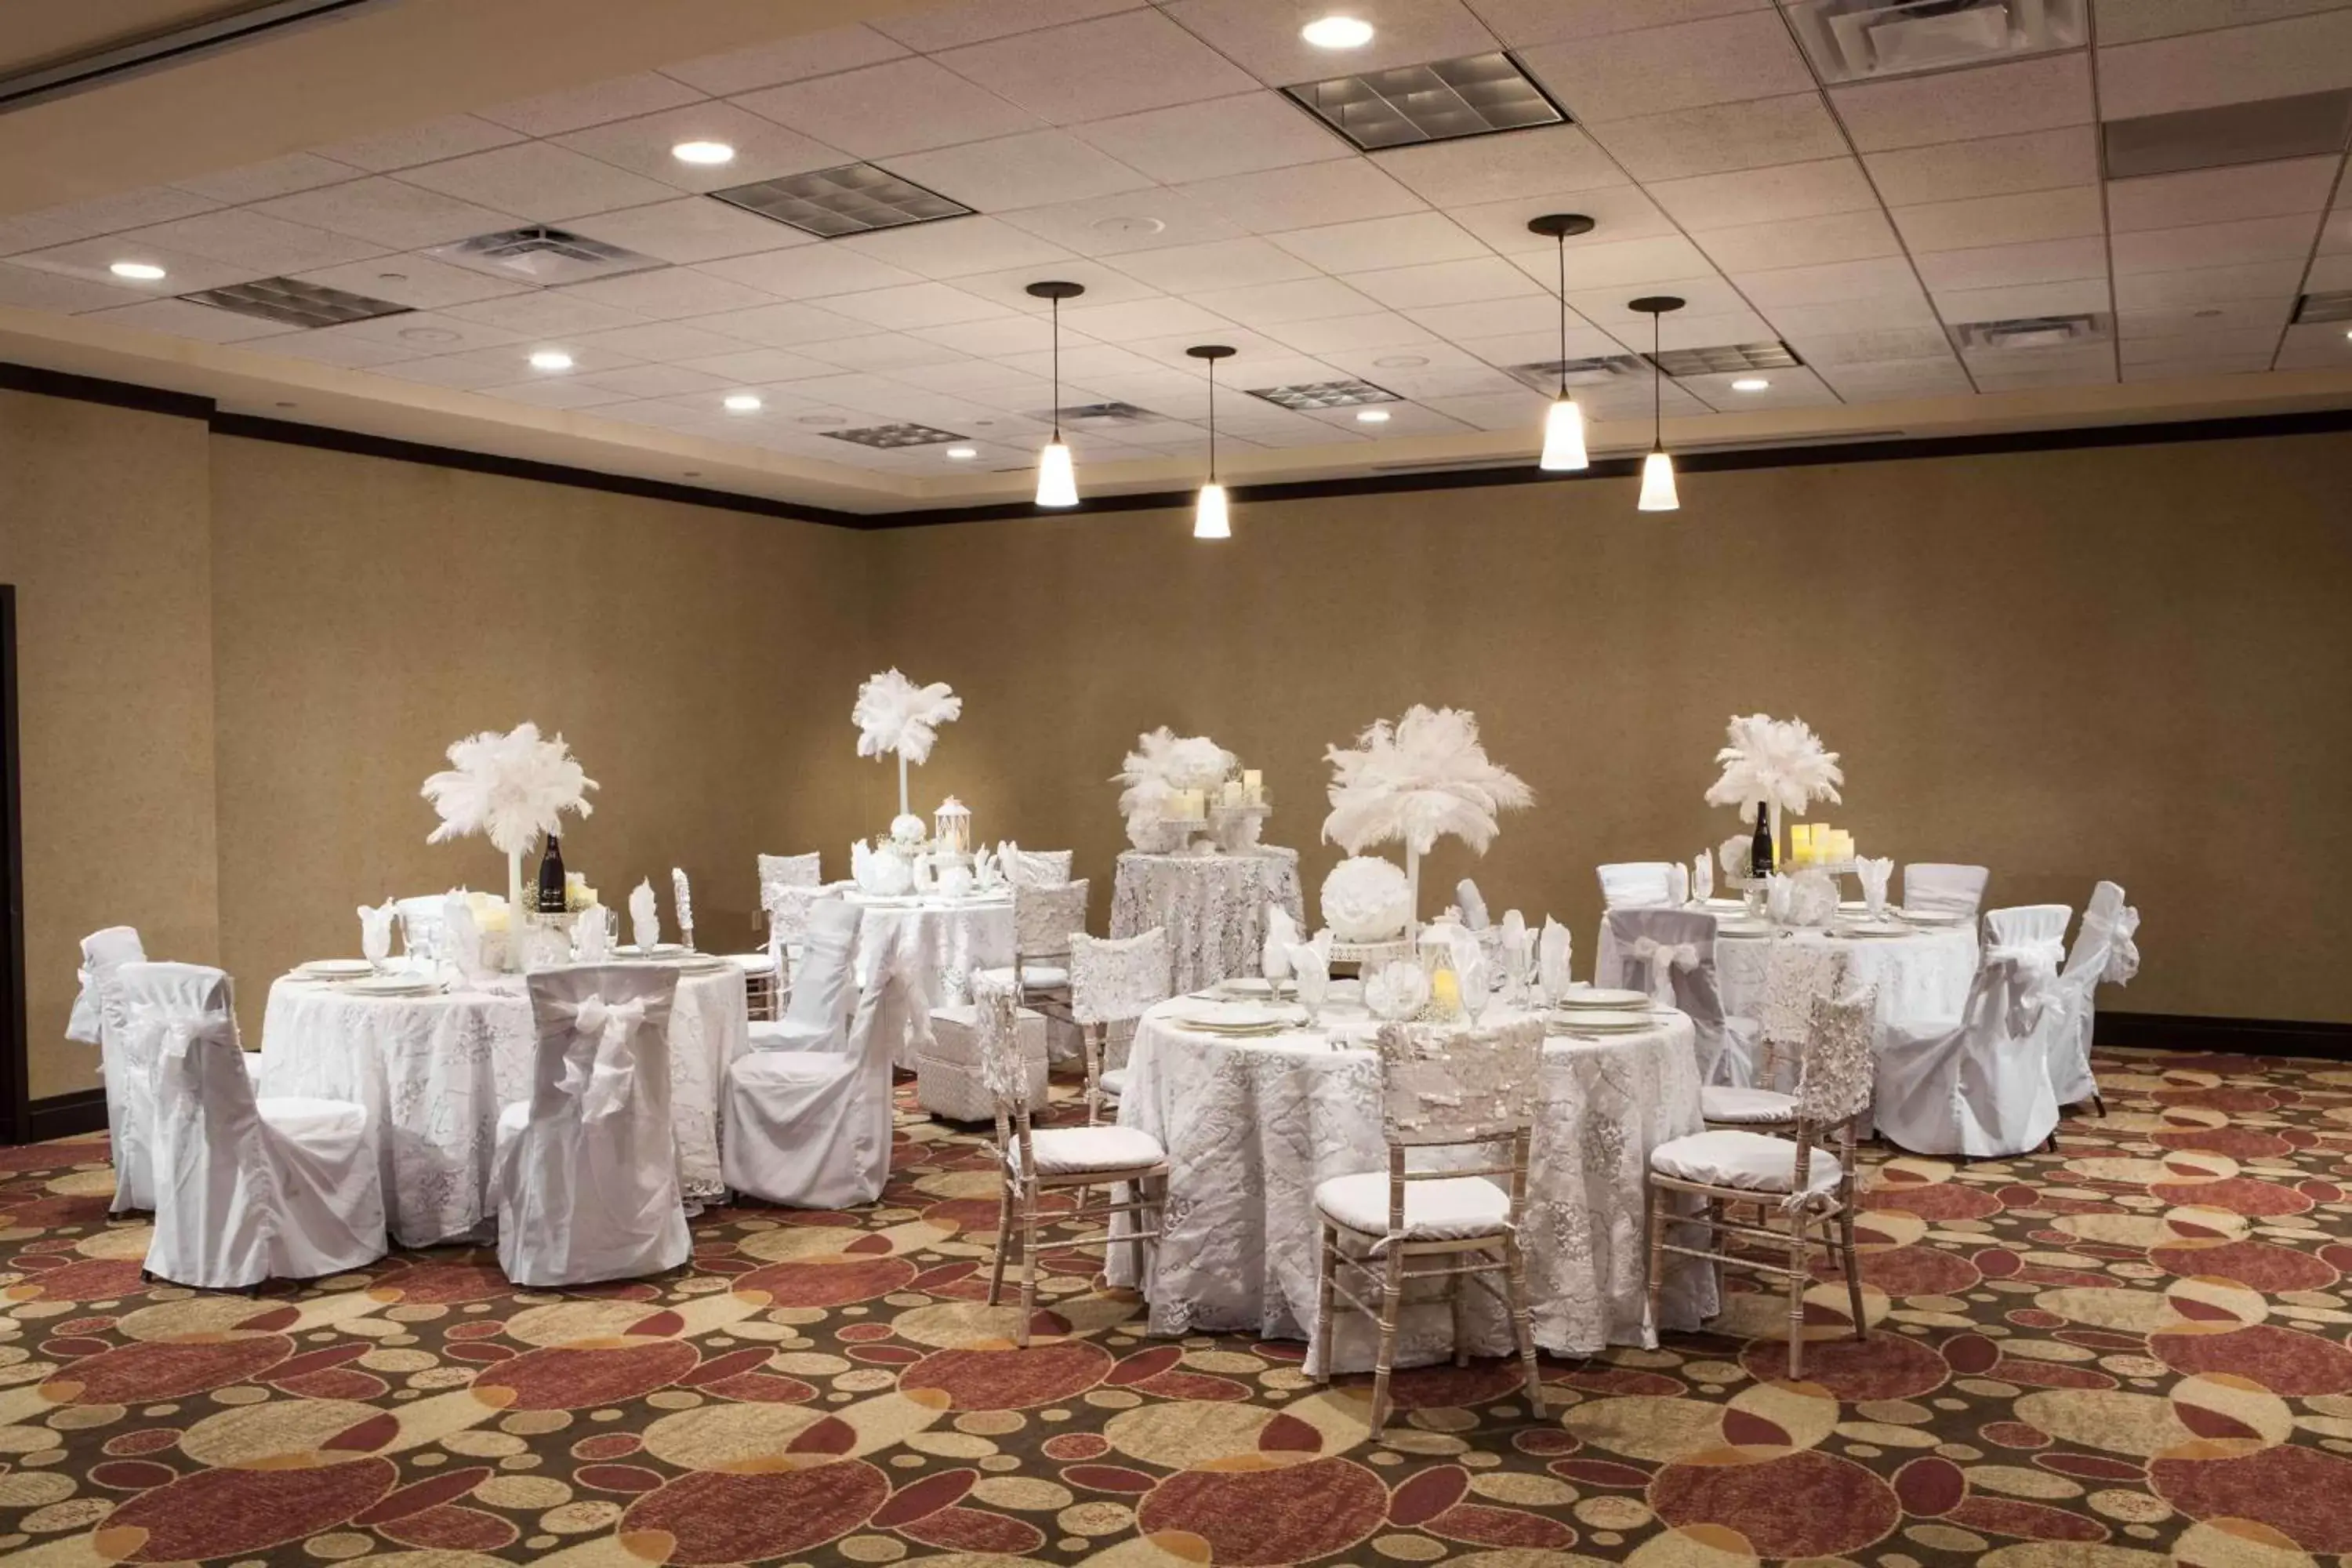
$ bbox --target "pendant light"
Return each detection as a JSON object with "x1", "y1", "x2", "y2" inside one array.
[
  {"x1": 1187, "y1": 344, "x2": 1236, "y2": 539},
  {"x1": 1526, "y1": 213, "x2": 1595, "y2": 471},
  {"x1": 1628, "y1": 294, "x2": 1685, "y2": 513},
  {"x1": 1026, "y1": 280, "x2": 1085, "y2": 507}
]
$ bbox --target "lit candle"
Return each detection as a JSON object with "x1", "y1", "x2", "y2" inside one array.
[
  {"x1": 1790, "y1": 824, "x2": 1811, "y2": 866},
  {"x1": 1221, "y1": 779, "x2": 1243, "y2": 807},
  {"x1": 1431, "y1": 968, "x2": 1461, "y2": 1017}
]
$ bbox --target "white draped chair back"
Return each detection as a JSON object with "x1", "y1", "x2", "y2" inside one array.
[
  {"x1": 1606, "y1": 907, "x2": 1756, "y2": 1086},
  {"x1": 125, "y1": 961, "x2": 387, "y2": 1289},
  {"x1": 1069, "y1": 927, "x2": 1172, "y2": 1122},
  {"x1": 2049, "y1": 881, "x2": 2137, "y2": 1111},
  {"x1": 1873, "y1": 904, "x2": 2071, "y2": 1158},
  {"x1": 998, "y1": 845, "x2": 1074, "y2": 887},
  {"x1": 494, "y1": 964, "x2": 687, "y2": 1287},
  {"x1": 65, "y1": 926, "x2": 151, "y2": 1213},
  {"x1": 1594, "y1": 862, "x2": 1678, "y2": 988},
  {"x1": 757, "y1": 852, "x2": 823, "y2": 916},
  {"x1": 752, "y1": 897, "x2": 863, "y2": 1053},
  {"x1": 1011, "y1": 879, "x2": 1090, "y2": 977},
  {"x1": 1903, "y1": 863, "x2": 1991, "y2": 916}
]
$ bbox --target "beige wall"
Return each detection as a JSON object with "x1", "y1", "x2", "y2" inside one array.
[{"x1": 873, "y1": 430, "x2": 2352, "y2": 1024}]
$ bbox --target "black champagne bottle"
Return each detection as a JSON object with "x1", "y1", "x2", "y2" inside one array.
[
  {"x1": 1749, "y1": 805, "x2": 1774, "y2": 879},
  {"x1": 537, "y1": 835, "x2": 567, "y2": 914}
]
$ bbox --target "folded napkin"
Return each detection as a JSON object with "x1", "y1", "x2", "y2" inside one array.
[
  {"x1": 1364, "y1": 959, "x2": 1430, "y2": 1022},
  {"x1": 359, "y1": 901, "x2": 397, "y2": 965},
  {"x1": 1538, "y1": 917, "x2": 1573, "y2": 1000},
  {"x1": 575, "y1": 905, "x2": 612, "y2": 962},
  {"x1": 630, "y1": 879, "x2": 660, "y2": 951},
  {"x1": 1856, "y1": 855, "x2": 1895, "y2": 917},
  {"x1": 1455, "y1": 880, "x2": 1490, "y2": 931},
  {"x1": 1693, "y1": 852, "x2": 1714, "y2": 903},
  {"x1": 671, "y1": 868, "x2": 695, "y2": 949},
  {"x1": 1668, "y1": 863, "x2": 1690, "y2": 906},
  {"x1": 1263, "y1": 902, "x2": 1301, "y2": 983},
  {"x1": 1766, "y1": 872, "x2": 1793, "y2": 926},
  {"x1": 1285, "y1": 942, "x2": 1330, "y2": 1018},
  {"x1": 1497, "y1": 909, "x2": 1529, "y2": 988},
  {"x1": 971, "y1": 845, "x2": 1004, "y2": 893},
  {"x1": 444, "y1": 892, "x2": 492, "y2": 983}
]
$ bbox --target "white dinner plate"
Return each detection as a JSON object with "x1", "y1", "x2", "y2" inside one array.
[
  {"x1": 675, "y1": 955, "x2": 734, "y2": 973},
  {"x1": 1835, "y1": 921, "x2": 1914, "y2": 938},
  {"x1": 615, "y1": 943, "x2": 689, "y2": 958},
  {"x1": 295, "y1": 959, "x2": 376, "y2": 981},
  {"x1": 338, "y1": 974, "x2": 441, "y2": 997},
  {"x1": 1216, "y1": 977, "x2": 1276, "y2": 998},
  {"x1": 1171, "y1": 1003, "x2": 1287, "y2": 1035},
  {"x1": 1549, "y1": 1009, "x2": 1654, "y2": 1034},
  {"x1": 1715, "y1": 919, "x2": 1774, "y2": 937},
  {"x1": 1895, "y1": 909, "x2": 1965, "y2": 926},
  {"x1": 1555, "y1": 987, "x2": 1650, "y2": 1009}
]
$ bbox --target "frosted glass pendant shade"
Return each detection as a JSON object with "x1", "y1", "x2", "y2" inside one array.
[
  {"x1": 1193, "y1": 482, "x2": 1230, "y2": 539},
  {"x1": 1638, "y1": 448, "x2": 1679, "y2": 512},
  {"x1": 1035, "y1": 441, "x2": 1077, "y2": 507},
  {"x1": 1538, "y1": 394, "x2": 1588, "y2": 470}
]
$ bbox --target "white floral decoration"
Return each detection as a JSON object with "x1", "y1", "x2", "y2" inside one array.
[
  {"x1": 1703, "y1": 713, "x2": 1843, "y2": 822},
  {"x1": 1113, "y1": 727, "x2": 1236, "y2": 835},
  {"x1": 853, "y1": 669, "x2": 962, "y2": 765},
  {"x1": 1322, "y1": 705, "x2": 1533, "y2": 858},
  {"x1": 1320, "y1": 856, "x2": 1414, "y2": 942},
  {"x1": 421, "y1": 723, "x2": 597, "y2": 857}
]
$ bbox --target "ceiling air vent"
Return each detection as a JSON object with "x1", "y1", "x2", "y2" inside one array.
[
  {"x1": 429, "y1": 226, "x2": 662, "y2": 285},
  {"x1": 180, "y1": 276, "x2": 411, "y2": 328},
  {"x1": 1036, "y1": 402, "x2": 1162, "y2": 427},
  {"x1": 2104, "y1": 89, "x2": 2352, "y2": 179},
  {"x1": 822, "y1": 423, "x2": 968, "y2": 449},
  {"x1": 711, "y1": 163, "x2": 973, "y2": 238},
  {"x1": 2294, "y1": 290, "x2": 2352, "y2": 325},
  {"x1": 1506, "y1": 354, "x2": 1646, "y2": 391},
  {"x1": 1951, "y1": 314, "x2": 2108, "y2": 350},
  {"x1": 1245, "y1": 379, "x2": 1400, "y2": 411},
  {"x1": 1648, "y1": 340, "x2": 1804, "y2": 377},
  {"x1": 1283, "y1": 52, "x2": 1565, "y2": 152},
  {"x1": 1785, "y1": 0, "x2": 2087, "y2": 84}
]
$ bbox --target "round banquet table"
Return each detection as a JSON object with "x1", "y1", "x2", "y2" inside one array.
[
  {"x1": 1109, "y1": 993, "x2": 1715, "y2": 1373},
  {"x1": 1109, "y1": 847, "x2": 1306, "y2": 993},
  {"x1": 256, "y1": 962, "x2": 748, "y2": 1248},
  {"x1": 1715, "y1": 921, "x2": 1977, "y2": 1065},
  {"x1": 841, "y1": 889, "x2": 1015, "y2": 1068}
]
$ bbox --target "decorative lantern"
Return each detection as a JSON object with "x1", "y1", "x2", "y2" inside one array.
[
  {"x1": 1417, "y1": 913, "x2": 1471, "y2": 1022},
  {"x1": 934, "y1": 797, "x2": 972, "y2": 858}
]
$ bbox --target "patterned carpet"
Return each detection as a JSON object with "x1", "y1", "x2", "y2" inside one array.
[{"x1": 1, "y1": 1044, "x2": 2348, "y2": 1567}]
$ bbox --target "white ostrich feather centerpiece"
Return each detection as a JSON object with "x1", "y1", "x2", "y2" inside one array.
[
  {"x1": 855, "y1": 669, "x2": 962, "y2": 819},
  {"x1": 1321, "y1": 705, "x2": 1533, "y2": 858},
  {"x1": 421, "y1": 723, "x2": 597, "y2": 857},
  {"x1": 1703, "y1": 713, "x2": 1843, "y2": 822},
  {"x1": 1114, "y1": 727, "x2": 1236, "y2": 844}
]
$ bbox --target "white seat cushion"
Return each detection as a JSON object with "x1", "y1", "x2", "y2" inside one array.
[
  {"x1": 1650, "y1": 1129, "x2": 1841, "y2": 1198},
  {"x1": 1313, "y1": 1171, "x2": 1511, "y2": 1241},
  {"x1": 1098, "y1": 1067, "x2": 1129, "y2": 1099},
  {"x1": 975, "y1": 963, "x2": 1071, "y2": 991},
  {"x1": 1701, "y1": 1085, "x2": 1800, "y2": 1125},
  {"x1": 1015, "y1": 1124, "x2": 1165, "y2": 1176}
]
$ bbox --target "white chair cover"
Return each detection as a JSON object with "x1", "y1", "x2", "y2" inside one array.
[
  {"x1": 757, "y1": 851, "x2": 823, "y2": 916},
  {"x1": 67, "y1": 927, "x2": 151, "y2": 1213},
  {"x1": 1594, "y1": 862, "x2": 1677, "y2": 988},
  {"x1": 998, "y1": 844, "x2": 1075, "y2": 886},
  {"x1": 492, "y1": 964, "x2": 687, "y2": 1287},
  {"x1": 979, "y1": 880, "x2": 1091, "y2": 992},
  {"x1": 1903, "y1": 863, "x2": 1990, "y2": 916},
  {"x1": 750, "y1": 897, "x2": 862, "y2": 1053},
  {"x1": 1874, "y1": 905, "x2": 2070, "y2": 1157},
  {"x1": 725, "y1": 916, "x2": 924, "y2": 1208},
  {"x1": 126, "y1": 962, "x2": 387, "y2": 1289},
  {"x1": 1069, "y1": 927, "x2": 1174, "y2": 1027},
  {"x1": 2049, "y1": 881, "x2": 2138, "y2": 1108},
  {"x1": 1608, "y1": 908, "x2": 1758, "y2": 1087}
]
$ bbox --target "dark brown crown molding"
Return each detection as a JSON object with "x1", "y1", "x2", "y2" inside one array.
[{"x1": 0, "y1": 361, "x2": 213, "y2": 420}]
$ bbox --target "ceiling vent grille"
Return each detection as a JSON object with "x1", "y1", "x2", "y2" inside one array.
[
  {"x1": 1506, "y1": 354, "x2": 1645, "y2": 391},
  {"x1": 1037, "y1": 401, "x2": 1162, "y2": 427},
  {"x1": 1245, "y1": 379, "x2": 1400, "y2": 410},
  {"x1": 181, "y1": 276, "x2": 411, "y2": 328},
  {"x1": 1283, "y1": 52, "x2": 1566, "y2": 151},
  {"x1": 2103, "y1": 89, "x2": 2352, "y2": 180},
  {"x1": 710, "y1": 163, "x2": 973, "y2": 238},
  {"x1": 1785, "y1": 0, "x2": 2087, "y2": 84},
  {"x1": 429, "y1": 226, "x2": 662, "y2": 285},
  {"x1": 1648, "y1": 340, "x2": 1804, "y2": 376},
  {"x1": 1951, "y1": 314, "x2": 2109, "y2": 350},
  {"x1": 822, "y1": 423, "x2": 967, "y2": 449},
  {"x1": 2294, "y1": 290, "x2": 2352, "y2": 325}
]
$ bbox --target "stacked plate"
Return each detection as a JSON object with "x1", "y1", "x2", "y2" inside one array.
[
  {"x1": 1896, "y1": 908, "x2": 1966, "y2": 927},
  {"x1": 1555, "y1": 987, "x2": 1650, "y2": 1011},
  {"x1": 1835, "y1": 920, "x2": 1913, "y2": 938},
  {"x1": 615, "y1": 943, "x2": 690, "y2": 959},
  {"x1": 1715, "y1": 916, "x2": 1774, "y2": 936},
  {"x1": 1548, "y1": 1008, "x2": 1655, "y2": 1036},
  {"x1": 293, "y1": 959, "x2": 376, "y2": 982},
  {"x1": 337, "y1": 972, "x2": 442, "y2": 998},
  {"x1": 1168, "y1": 1001, "x2": 1290, "y2": 1038},
  {"x1": 1216, "y1": 977, "x2": 1276, "y2": 999}
]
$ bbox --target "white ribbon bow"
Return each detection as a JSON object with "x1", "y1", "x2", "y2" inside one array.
[
  {"x1": 2102, "y1": 906, "x2": 2141, "y2": 985},
  {"x1": 1631, "y1": 936, "x2": 1699, "y2": 1011},
  {"x1": 125, "y1": 1000, "x2": 238, "y2": 1062},
  {"x1": 1988, "y1": 938, "x2": 2066, "y2": 1035},
  {"x1": 554, "y1": 993, "x2": 648, "y2": 1121}
]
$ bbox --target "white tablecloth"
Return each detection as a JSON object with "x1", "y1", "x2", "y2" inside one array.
[
  {"x1": 842, "y1": 891, "x2": 1015, "y2": 1068},
  {"x1": 1111, "y1": 996, "x2": 1714, "y2": 1372},
  {"x1": 257, "y1": 964, "x2": 748, "y2": 1247},
  {"x1": 1718, "y1": 924, "x2": 1977, "y2": 1048},
  {"x1": 1109, "y1": 848, "x2": 1306, "y2": 993}
]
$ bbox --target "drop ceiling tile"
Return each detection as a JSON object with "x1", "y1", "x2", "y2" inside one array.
[
  {"x1": 558, "y1": 266, "x2": 780, "y2": 319},
  {"x1": 375, "y1": 350, "x2": 554, "y2": 390},
  {"x1": 2274, "y1": 316, "x2": 2352, "y2": 365},
  {"x1": 1930, "y1": 276, "x2": 2114, "y2": 320},
  {"x1": 2120, "y1": 352, "x2": 2273, "y2": 379},
  {"x1": 909, "y1": 314, "x2": 1065, "y2": 355},
  {"x1": 114, "y1": 210, "x2": 387, "y2": 274},
  {"x1": 2106, "y1": 155, "x2": 2340, "y2": 231},
  {"x1": 1071, "y1": 94, "x2": 1348, "y2": 183},
  {"x1": 1367, "y1": 126, "x2": 1623, "y2": 211},
  {"x1": 1443, "y1": 185, "x2": 1682, "y2": 253},
  {"x1": 1892, "y1": 187, "x2": 2107, "y2": 252},
  {"x1": 2118, "y1": 296, "x2": 2293, "y2": 336},
  {"x1": 250, "y1": 329, "x2": 426, "y2": 368},
  {"x1": 2097, "y1": 9, "x2": 2352, "y2": 118},
  {"x1": 731, "y1": 58, "x2": 1041, "y2": 158},
  {"x1": 819, "y1": 281, "x2": 1016, "y2": 328},
  {"x1": 292, "y1": 254, "x2": 529, "y2": 310},
  {"x1": 1505, "y1": 233, "x2": 1717, "y2": 289},
  {"x1": 1584, "y1": 94, "x2": 1851, "y2": 182},
  {"x1": 1160, "y1": 0, "x2": 1504, "y2": 85},
  {"x1": 1190, "y1": 277, "x2": 1384, "y2": 326},
  {"x1": 2117, "y1": 325, "x2": 2283, "y2": 362},
  {"x1": 2305, "y1": 250, "x2": 2352, "y2": 289},
  {"x1": 82, "y1": 296, "x2": 299, "y2": 343},
  {"x1": 696, "y1": 245, "x2": 926, "y2": 299},
  {"x1": 251, "y1": 177, "x2": 521, "y2": 250},
  {"x1": 398, "y1": 143, "x2": 684, "y2": 222},
  {"x1": 676, "y1": 347, "x2": 845, "y2": 381},
  {"x1": 1109, "y1": 236, "x2": 1321, "y2": 292},
  {"x1": 11, "y1": 236, "x2": 258, "y2": 295},
  {"x1": 2111, "y1": 258, "x2": 2305, "y2": 305},
  {"x1": 922, "y1": 360, "x2": 1061, "y2": 398},
  {"x1": 659, "y1": 26, "x2": 910, "y2": 95},
  {"x1": 1691, "y1": 209, "x2": 1904, "y2": 272},
  {"x1": 1645, "y1": 158, "x2": 1880, "y2": 230},
  {"x1": 0, "y1": 187, "x2": 224, "y2": 256},
  {"x1": 1345, "y1": 256, "x2": 1544, "y2": 309},
  {"x1": 1404, "y1": 294, "x2": 1566, "y2": 338},
  {"x1": 1000, "y1": 340, "x2": 1174, "y2": 381},
  {"x1": 2321, "y1": 204, "x2": 2352, "y2": 254},
  {"x1": 1814, "y1": 356, "x2": 1973, "y2": 398},
  {"x1": 1465, "y1": 0, "x2": 1769, "y2": 49},
  {"x1": 315, "y1": 115, "x2": 527, "y2": 173},
  {"x1": 566, "y1": 321, "x2": 753, "y2": 361},
  {"x1": 172, "y1": 153, "x2": 363, "y2": 205},
  {"x1": 443, "y1": 290, "x2": 652, "y2": 336},
  {"x1": 1682, "y1": 365, "x2": 1840, "y2": 410},
  {"x1": 568, "y1": 198, "x2": 815, "y2": 264},
  {"x1": 1520, "y1": 13, "x2": 1812, "y2": 121},
  {"x1": 822, "y1": 216, "x2": 1069, "y2": 281},
  {"x1": 995, "y1": 188, "x2": 1250, "y2": 255},
  {"x1": 0, "y1": 261, "x2": 139, "y2": 313},
  {"x1": 938, "y1": 10, "x2": 1254, "y2": 123},
  {"x1": 1762, "y1": 292, "x2": 1944, "y2": 334},
  {"x1": 1269, "y1": 212, "x2": 1488, "y2": 272},
  {"x1": 1730, "y1": 256, "x2": 1926, "y2": 307},
  {"x1": 800, "y1": 332, "x2": 978, "y2": 372},
  {"x1": 1122, "y1": 325, "x2": 1317, "y2": 368},
  {"x1": 575, "y1": 364, "x2": 736, "y2": 398},
  {"x1": 553, "y1": 103, "x2": 846, "y2": 192},
  {"x1": 1860, "y1": 127, "x2": 2101, "y2": 205},
  {"x1": 1569, "y1": 279, "x2": 1757, "y2": 330},
  {"x1": 2092, "y1": 0, "x2": 2352, "y2": 46},
  {"x1": 887, "y1": 129, "x2": 1154, "y2": 211},
  {"x1": 2111, "y1": 213, "x2": 2323, "y2": 273},
  {"x1": 1051, "y1": 296, "x2": 1237, "y2": 341},
  {"x1": 1454, "y1": 325, "x2": 1628, "y2": 364},
  {"x1": 1178, "y1": 161, "x2": 1425, "y2": 233},
  {"x1": 1417, "y1": 389, "x2": 1554, "y2": 431},
  {"x1": 1262, "y1": 311, "x2": 1448, "y2": 354},
  {"x1": 314, "y1": 308, "x2": 524, "y2": 351},
  {"x1": 876, "y1": 0, "x2": 1146, "y2": 49},
  {"x1": 1780, "y1": 324, "x2": 1953, "y2": 364},
  {"x1": 1830, "y1": 54, "x2": 2094, "y2": 153},
  {"x1": 474, "y1": 377, "x2": 643, "y2": 409},
  {"x1": 480, "y1": 73, "x2": 706, "y2": 137},
  {"x1": 1973, "y1": 359, "x2": 2117, "y2": 390},
  {"x1": 1299, "y1": 399, "x2": 1476, "y2": 436},
  {"x1": 1914, "y1": 237, "x2": 2109, "y2": 291}
]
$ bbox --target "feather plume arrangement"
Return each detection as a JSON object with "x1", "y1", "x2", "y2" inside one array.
[
  {"x1": 853, "y1": 670, "x2": 961, "y2": 765},
  {"x1": 1703, "y1": 713, "x2": 1843, "y2": 822},
  {"x1": 1321, "y1": 705, "x2": 1533, "y2": 858},
  {"x1": 421, "y1": 724, "x2": 597, "y2": 857},
  {"x1": 1113, "y1": 728, "x2": 1236, "y2": 829}
]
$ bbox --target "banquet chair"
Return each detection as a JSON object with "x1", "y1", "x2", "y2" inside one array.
[
  {"x1": 760, "y1": 880, "x2": 840, "y2": 993},
  {"x1": 726, "y1": 920, "x2": 922, "y2": 1209},
  {"x1": 1646, "y1": 982, "x2": 1877, "y2": 1378},
  {"x1": 1704, "y1": 949, "x2": 1853, "y2": 1129},
  {"x1": 492, "y1": 964, "x2": 688, "y2": 1287},
  {"x1": 1873, "y1": 905, "x2": 2071, "y2": 1159},
  {"x1": 1901, "y1": 863, "x2": 1990, "y2": 917},
  {"x1": 747, "y1": 897, "x2": 862, "y2": 1054},
  {"x1": 2049, "y1": 881, "x2": 2139, "y2": 1116},
  {"x1": 998, "y1": 843, "x2": 1075, "y2": 886},
  {"x1": 979, "y1": 978, "x2": 1167, "y2": 1345},
  {"x1": 1312, "y1": 1018, "x2": 1547, "y2": 1435},
  {"x1": 977, "y1": 878, "x2": 1091, "y2": 1017},
  {"x1": 1609, "y1": 908, "x2": 1760, "y2": 1087},
  {"x1": 756, "y1": 851, "x2": 823, "y2": 930},
  {"x1": 1069, "y1": 927, "x2": 1173, "y2": 1123},
  {"x1": 65, "y1": 926, "x2": 154, "y2": 1213},
  {"x1": 1594, "y1": 862, "x2": 1677, "y2": 988},
  {"x1": 123, "y1": 961, "x2": 388, "y2": 1290}
]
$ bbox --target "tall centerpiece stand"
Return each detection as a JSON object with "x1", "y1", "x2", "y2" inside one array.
[
  {"x1": 420, "y1": 723, "x2": 597, "y2": 972},
  {"x1": 851, "y1": 667, "x2": 975, "y2": 897},
  {"x1": 1703, "y1": 713, "x2": 1846, "y2": 918}
]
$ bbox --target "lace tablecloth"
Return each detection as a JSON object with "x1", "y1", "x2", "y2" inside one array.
[
  {"x1": 1111, "y1": 997, "x2": 1713, "y2": 1372},
  {"x1": 1109, "y1": 848, "x2": 1305, "y2": 993},
  {"x1": 1718, "y1": 924, "x2": 1976, "y2": 1044},
  {"x1": 843, "y1": 891, "x2": 1015, "y2": 1068},
  {"x1": 257, "y1": 965, "x2": 748, "y2": 1247}
]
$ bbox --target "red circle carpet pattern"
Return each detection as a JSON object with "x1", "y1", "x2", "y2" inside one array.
[{"x1": 0, "y1": 1045, "x2": 2348, "y2": 1564}]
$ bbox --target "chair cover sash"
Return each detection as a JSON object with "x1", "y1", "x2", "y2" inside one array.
[
  {"x1": 549, "y1": 993, "x2": 649, "y2": 1120},
  {"x1": 1630, "y1": 935, "x2": 1699, "y2": 1011}
]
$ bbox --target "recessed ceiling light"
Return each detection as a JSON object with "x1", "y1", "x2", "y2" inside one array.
[
  {"x1": 528, "y1": 349, "x2": 574, "y2": 372},
  {"x1": 1356, "y1": 408, "x2": 1391, "y2": 423},
  {"x1": 1091, "y1": 215, "x2": 1165, "y2": 237},
  {"x1": 723, "y1": 392, "x2": 762, "y2": 412},
  {"x1": 945, "y1": 446, "x2": 978, "y2": 459},
  {"x1": 109, "y1": 260, "x2": 166, "y2": 280},
  {"x1": 671, "y1": 140, "x2": 735, "y2": 165},
  {"x1": 1301, "y1": 13, "x2": 1375, "y2": 48},
  {"x1": 1730, "y1": 376, "x2": 1770, "y2": 392}
]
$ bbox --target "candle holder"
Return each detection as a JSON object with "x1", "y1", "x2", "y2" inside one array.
[{"x1": 1207, "y1": 800, "x2": 1272, "y2": 851}]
